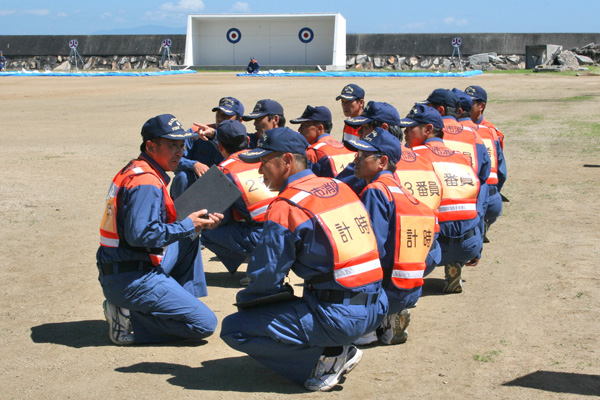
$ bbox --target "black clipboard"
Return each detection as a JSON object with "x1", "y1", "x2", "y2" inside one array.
[{"x1": 174, "y1": 165, "x2": 243, "y2": 220}]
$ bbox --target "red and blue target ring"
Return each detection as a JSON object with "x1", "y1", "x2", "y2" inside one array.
[
  {"x1": 298, "y1": 27, "x2": 314, "y2": 43},
  {"x1": 227, "y1": 28, "x2": 242, "y2": 44}
]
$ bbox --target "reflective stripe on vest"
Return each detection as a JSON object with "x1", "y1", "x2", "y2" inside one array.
[
  {"x1": 343, "y1": 123, "x2": 360, "y2": 141},
  {"x1": 99, "y1": 159, "x2": 176, "y2": 265},
  {"x1": 367, "y1": 175, "x2": 435, "y2": 290},
  {"x1": 220, "y1": 151, "x2": 277, "y2": 222},
  {"x1": 281, "y1": 177, "x2": 382, "y2": 288}
]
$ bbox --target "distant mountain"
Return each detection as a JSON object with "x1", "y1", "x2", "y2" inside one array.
[{"x1": 92, "y1": 25, "x2": 186, "y2": 35}]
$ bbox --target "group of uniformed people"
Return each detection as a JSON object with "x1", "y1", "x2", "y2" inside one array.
[{"x1": 96, "y1": 83, "x2": 506, "y2": 391}]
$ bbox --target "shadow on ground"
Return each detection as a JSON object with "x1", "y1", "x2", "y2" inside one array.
[
  {"x1": 503, "y1": 370, "x2": 600, "y2": 396},
  {"x1": 31, "y1": 321, "x2": 208, "y2": 348},
  {"x1": 116, "y1": 358, "x2": 311, "y2": 394}
]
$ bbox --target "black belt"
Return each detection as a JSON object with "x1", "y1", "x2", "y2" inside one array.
[
  {"x1": 488, "y1": 186, "x2": 498, "y2": 196},
  {"x1": 439, "y1": 227, "x2": 477, "y2": 243},
  {"x1": 99, "y1": 261, "x2": 154, "y2": 275},
  {"x1": 316, "y1": 290, "x2": 378, "y2": 306}
]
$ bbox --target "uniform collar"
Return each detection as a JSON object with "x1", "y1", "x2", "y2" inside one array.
[
  {"x1": 280, "y1": 169, "x2": 314, "y2": 193},
  {"x1": 139, "y1": 152, "x2": 171, "y2": 185}
]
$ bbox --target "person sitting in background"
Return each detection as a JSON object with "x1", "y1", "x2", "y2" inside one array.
[{"x1": 247, "y1": 57, "x2": 260, "y2": 74}]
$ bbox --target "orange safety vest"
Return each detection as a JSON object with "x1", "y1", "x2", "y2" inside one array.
[
  {"x1": 99, "y1": 159, "x2": 176, "y2": 266},
  {"x1": 474, "y1": 125, "x2": 499, "y2": 185},
  {"x1": 308, "y1": 135, "x2": 357, "y2": 177},
  {"x1": 480, "y1": 117, "x2": 504, "y2": 150},
  {"x1": 442, "y1": 118, "x2": 482, "y2": 173},
  {"x1": 412, "y1": 141, "x2": 479, "y2": 223},
  {"x1": 395, "y1": 146, "x2": 443, "y2": 212},
  {"x1": 219, "y1": 150, "x2": 277, "y2": 222},
  {"x1": 343, "y1": 122, "x2": 361, "y2": 141},
  {"x1": 277, "y1": 177, "x2": 383, "y2": 288},
  {"x1": 364, "y1": 174, "x2": 436, "y2": 290}
]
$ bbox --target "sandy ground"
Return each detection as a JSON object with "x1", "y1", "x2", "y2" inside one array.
[{"x1": 0, "y1": 71, "x2": 599, "y2": 399}]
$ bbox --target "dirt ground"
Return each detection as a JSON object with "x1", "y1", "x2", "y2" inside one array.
[{"x1": 1, "y1": 71, "x2": 599, "y2": 399}]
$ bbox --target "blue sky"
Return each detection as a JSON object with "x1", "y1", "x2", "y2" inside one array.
[{"x1": 1, "y1": 0, "x2": 598, "y2": 35}]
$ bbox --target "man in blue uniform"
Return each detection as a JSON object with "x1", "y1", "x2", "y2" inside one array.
[
  {"x1": 335, "y1": 101, "x2": 403, "y2": 194},
  {"x1": 97, "y1": 114, "x2": 223, "y2": 345},
  {"x1": 242, "y1": 99, "x2": 286, "y2": 148},
  {"x1": 336, "y1": 84, "x2": 365, "y2": 141},
  {"x1": 247, "y1": 57, "x2": 260, "y2": 74},
  {"x1": 400, "y1": 105, "x2": 484, "y2": 293},
  {"x1": 220, "y1": 127, "x2": 388, "y2": 391},
  {"x1": 290, "y1": 105, "x2": 356, "y2": 178},
  {"x1": 346, "y1": 128, "x2": 437, "y2": 345},
  {"x1": 170, "y1": 97, "x2": 244, "y2": 199}
]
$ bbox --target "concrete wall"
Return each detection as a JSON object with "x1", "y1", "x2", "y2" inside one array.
[
  {"x1": 347, "y1": 33, "x2": 600, "y2": 56},
  {"x1": 0, "y1": 35, "x2": 186, "y2": 56},
  {"x1": 1, "y1": 32, "x2": 598, "y2": 60}
]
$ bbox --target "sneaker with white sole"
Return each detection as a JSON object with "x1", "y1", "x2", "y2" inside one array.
[
  {"x1": 379, "y1": 309, "x2": 410, "y2": 345},
  {"x1": 103, "y1": 300, "x2": 134, "y2": 345},
  {"x1": 239, "y1": 276, "x2": 251, "y2": 286},
  {"x1": 353, "y1": 330, "x2": 378, "y2": 346},
  {"x1": 304, "y1": 345, "x2": 363, "y2": 392}
]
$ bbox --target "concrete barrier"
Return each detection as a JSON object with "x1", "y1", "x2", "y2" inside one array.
[
  {"x1": 0, "y1": 35, "x2": 186, "y2": 56},
  {"x1": 347, "y1": 33, "x2": 600, "y2": 56}
]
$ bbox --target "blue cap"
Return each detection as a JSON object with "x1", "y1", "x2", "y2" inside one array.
[
  {"x1": 345, "y1": 101, "x2": 401, "y2": 127},
  {"x1": 344, "y1": 127, "x2": 402, "y2": 165},
  {"x1": 399, "y1": 104, "x2": 444, "y2": 130},
  {"x1": 239, "y1": 127, "x2": 308, "y2": 163},
  {"x1": 419, "y1": 88, "x2": 460, "y2": 108},
  {"x1": 141, "y1": 114, "x2": 197, "y2": 141},
  {"x1": 336, "y1": 84, "x2": 365, "y2": 101},
  {"x1": 216, "y1": 120, "x2": 247, "y2": 146},
  {"x1": 290, "y1": 105, "x2": 332, "y2": 124},
  {"x1": 242, "y1": 99, "x2": 284, "y2": 121},
  {"x1": 452, "y1": 88, "x2": 473, "y2": 112},
  {"x1": 212, "y1": 97, "x2": 244, "y2": 118},
  {"x1": 465, "y1": 85, "x2": 487, "y2": 103}
]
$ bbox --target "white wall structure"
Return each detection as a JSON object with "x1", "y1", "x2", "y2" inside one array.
[{"x1": 184, "y1": 14, "x2": 346, "y2": 69}]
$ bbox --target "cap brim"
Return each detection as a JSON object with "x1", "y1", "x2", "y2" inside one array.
[
  {"x1": 161, "y1": 129, "x2": 199, "y2": 140},
  {"x1": 345, "y1": 116, "x2": 372, "y2": 127},
  {"x1": 336, "y1": 94, "x2": 360, "y2": 101},
  {"x1": 398, "y1": 118, "x2": 420, "y2": 128},
  {"x1": 212, "y1": 106, "x2": 237, "y2": 115},
  {"x1": 289, "y1": 117, "x2": 314, "y2": 124},
  {"x1": 238, "y1": 148, "x2": 273, "y2": 163},
  {"x1": 344, "y1": 138, "x2": 377, "y2": 152},
  {"x1": 242, "y1": 112, "x2": 267, "y2": 121}
]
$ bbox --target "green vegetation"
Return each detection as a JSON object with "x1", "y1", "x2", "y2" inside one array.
[{"x1": 473, "y1": 350, "x2": 502, "y2": 362}]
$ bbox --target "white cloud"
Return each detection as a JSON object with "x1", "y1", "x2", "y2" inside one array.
[
  {"x1": 24, "y1": 9, "x2": 50, "y2": 16},
  {"x1": 101, "y1": 12, "x2": 114, "y2": 19},
  {"x1": 0, "y1": 9, "x2": 16, "y2": 16},
  {"x1": 444, "y1": 16, "x2": 468, "y2": 26},
  {"x1": 57, "y1": 12, "x2": 67, "y2": 17},
  {"x1": 143, "y1": 11, "x2": 168, "y2": 21},
  {"x1": 159, "y1": 0, "x2": 205, "y2": 12},
  {"x1": 230, "y1": 2, "x2": 250, "y2": 12}
]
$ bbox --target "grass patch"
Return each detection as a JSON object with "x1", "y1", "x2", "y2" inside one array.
[
  {"x1": 486, "y1": 66, "x2": 600, "y2": 76},
  {"x1": 473, "y1": 350, "x2": 502, "y2": 362}
]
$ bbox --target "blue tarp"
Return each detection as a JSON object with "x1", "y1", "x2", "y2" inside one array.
[
  {"x1": 237, "y1": 70, "x2": 483, "y2": 78},
  {"x1": 0, "y1": 70, "x2": 196, "y2": 77}
]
